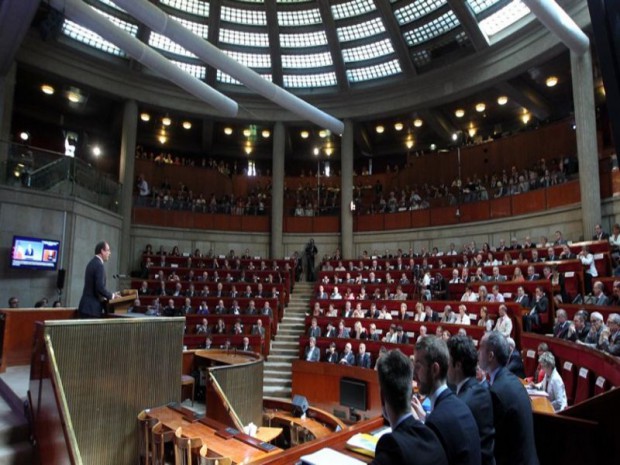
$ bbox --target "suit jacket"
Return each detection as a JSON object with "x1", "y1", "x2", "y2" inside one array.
[
  {"x1": 308, "y1": 326, "x2": 322, "y2": 338},
  {"x1": 489, "y1": 367, "x2": 539, "y2": 465},
  {"x1": 457, "y1": 378, "x2": 496, "y2": 465},
  {"x1": 426, "y1": 388, "x2": 481, "y2": 465},
  {"x1": 371, "y1": 415, "x2": 448, "y2": 465},
  {"x1": 78, "y1": 256, "x2": 112, "y2": 317},
  {"x1": 340, "y1": 351, "x2": 355, "y2": 365},
  {"x1": 506, "y1": 351, "x2": 526, "y2": 379},
  {"x1": 356, "y1": 352, "x2": 372, "y2": 368},
  {"x1": 304, "y1": 346, "x2": 320, "y2": 362},
  {"x1": 325, "y1": 351, "x2": 339, "y2": 363},
  {"x1": 553, "y1": 321, "x2": 570, "y2": 339},
  {"x1": 593, "y1": 232, "x2": 610, "y2": 241},
  {"x1": 515, "y1": 295, "x2": 530, "y2": 308}
]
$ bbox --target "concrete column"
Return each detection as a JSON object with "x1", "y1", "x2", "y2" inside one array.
[
  {"x1": 118, "y1": 99, "x2": 138, "y2": 274},
  {"x1": 271, "y1": 121, "x2": 285, "y2": 258},
  {"x1": 0, "y1": 63, "x2": 16, "y2": 167},
  {"x1": 340, "y1": 119, "x2": 354, "y2": 258},
  {"x1": 571, "y1": 49, "x2": 600, "y2": 238}
]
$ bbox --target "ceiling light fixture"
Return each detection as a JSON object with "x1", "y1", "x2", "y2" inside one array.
[
  {"x1": 394, "y1": 122, "x2": 404, "y2": 131},
  {"x1": 468, "y1": 127, "x2": 477, "y2": 138},
  {"x1": 243, "y1": 128, "x2": 251, "y2": 137},
  {"x1": 301, "y1": 130, "x2": 309, "y2": 139},
  {"x1": 262, "y1": 129, "x2": 270, "y2": 138},
  {"x1": 475, "y1": 103, "x2": 486, "y2": 113},
  {"x1": 522, "y1": 112, "x2": 531, "y2": 124},
  {"x1": 455, "y1": 109, "x2": 465, "y2": 118},
  {"x1": 497, "y1": 96, "x2": 508, "y2": 105},
  {"x1": 546, "y1": 76, "x2": 558, "y2": 87},
  {"x1": 313, "y1": 147, "x2": 320, "y2": 156},
  {"x1": 405, "y1": 138, "x2": 414, "y2": 149},
  {"x1": 67, "y1": 91, "x2": 81, "y2": 103},
  {"x1": 92, "y1": 146, "x2": 102, "y2": 157},
  {"x1": 182, "y1": 121, "x2": 192, "y2": 130},
  {"x1": 224, "y1": 127, "x2": 233, "y2": 135},
  {"x1": 140, "y1": 112, "x2": 150, "y2": 122},
  {"x1": 158, "y1": 134, "x2": 167, "y2": 144},
  {"x1": 413, "y1": 118, "x2": 423, "y2": 128},
  {"x1": 41, "y1": 84, "x2": 55, "y2": 95},
  {"x1": 19, "y1": 131, "x2": 30, "y2": 142},
  {"x1": 376, "y1": 125, "x2": 385, "y2": 134},
  {"x1": 319, "y1": 130, "x2": 328, "y2": 138},
  {"x1": 162, "y1": 117, "x2": 172, "y2": 126},
  {"x1": 244, "y1": 145, "x2": 253, "y2": 155},
  {"x1": 325, "y1": 146, "x2": 333, "y2": 156}
]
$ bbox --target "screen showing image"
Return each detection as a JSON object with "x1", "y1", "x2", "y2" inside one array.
[{"x1": 11, "y1": 235, "x2": 60, "y2": 270}]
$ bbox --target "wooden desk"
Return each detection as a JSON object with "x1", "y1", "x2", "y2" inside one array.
[
  {"x1": 530, "y1": 396, "x2": 555, "y2": 414},
  {"x1": 266, "y1": 409, "x2": 332, "y2": 440},
  {"x1": 195, "y1": 350, "x2": 260, "y2": 366},
  {"x1": 145, "y1": 405, "x2": 282, "y2": 463},
  {"x1": 255, "y1": 426, "x2": 283, "y2": 443}
]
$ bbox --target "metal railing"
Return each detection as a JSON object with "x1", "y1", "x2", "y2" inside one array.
[{"x1": 0, "y1": 141, "x2": 121, "y2": 212}]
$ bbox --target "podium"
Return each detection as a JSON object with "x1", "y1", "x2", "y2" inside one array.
[{"x1": 107, "y1": 289, "x2": 138, "y2": 314}]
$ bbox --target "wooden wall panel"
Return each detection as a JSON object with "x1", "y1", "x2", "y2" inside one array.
[
  {"x1": 314, "y1": 216, "x2": 340, "y2": 233},
  {"x1": 547, "y1": 181, "x2": 580, "y2": 208},
  {"x1": 431, "y1": 205, "x2": 459, "y2": 226},
  {"x1": 460, "y1": 201, "x2": 490, "y2": 223},
  {"x1": 355, "y1": 214, "x2": 383, "y2": 231},
  {"x1": 410, "y1": 209, "x2": 431, "y2": 227},
  {"x1": 383, "y1": 211, "x2": 411, "y2": 230},
  {"x1": 512, "y1": 190, "x2": 546, "y2": 216},
  {"x1": 489, "y1": 197, "x2": 512, "y2": 218},
  {"x1": 241, "y1": 216, "x2": 269, "y2": 232}
]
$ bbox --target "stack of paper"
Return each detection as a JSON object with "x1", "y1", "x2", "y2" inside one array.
[
  {"x1": 300, "y1": 447, "x2": 365, "y2": 465},
  {"x1": 345, "y1": 433, "x2": 380, "y2": 458}
]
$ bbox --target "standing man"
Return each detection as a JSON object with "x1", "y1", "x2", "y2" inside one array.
[
  {"x1": 478, "y1": 332, "x2": 539, "y2": 465},
  {"x1": 447, "y1": 335, "x2": 496, "y2": 465},
  {"x1": 371, "y1": 350, "x2": 448, "y2": 465},
  {"x1": 305, "y1": 238, "x2": 318, "y2": 282},
  {"x1": 412, "y1": 337, "x2": 481, "y2": 465},
  {"x1": 78, "y1": 241, "x2": 117, "y2": 318}
]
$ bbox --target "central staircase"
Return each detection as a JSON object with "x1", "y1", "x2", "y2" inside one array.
[{"x1": 263, "y1": 281, "x2": 313, "y2": 398}]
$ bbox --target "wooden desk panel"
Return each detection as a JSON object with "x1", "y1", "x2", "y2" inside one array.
[{"x1": 145, "y1": 405, "x2": 282, "y2": 463}]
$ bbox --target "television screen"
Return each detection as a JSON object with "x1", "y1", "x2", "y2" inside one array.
[
  {"x1": 340, "y1": 377, "x2": 367, "y2": 412},
  {"x1": 11, "y1": 235, "x2": 60, "y2": 270}
]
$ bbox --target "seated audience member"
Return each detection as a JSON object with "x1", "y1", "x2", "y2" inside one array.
[
  {"x1": 599, "y1": 313, "x2": 620, "y2": 356},
  {"x1": 196, "y1": 302, "x2": 209, "y2": 316},
  {"x1": 494, "y1": 304, "x2": 513, "y2": 338},
  {"x1": 378, "y1": 305, "x2": 393, "y2": 320},
  {"x1": 304, "y1": 337, "x2": 320, "y2": 362},
  {"x1": 514, "y1": 286, "x2": 530, "y2": 308},
  {"x1": 324, "y1": 322, "x2": 337, "y2": 338},
  {"x1": 512, "y1": 267, "x2": 525, "y2": 282},
  {"x1": 339, "y1": 342, "x2": 355, "y2": 365},
  {"x1": 324, "y1": 342, "x2": 339, "y2": 363},
  {"x1": 523, "y1": 286, "x2": 549, "y2": 332},
  {"x1": 478, "y1": 332, "x2": 539, "y2": 465},
  {"x1": 307, "y1": 317, "x2": 322, "y2": 338},
  {"x1": 413, "y1": 302, "x2": 425, "y2": 321},
  {"x1": 417, "y1": 325, "x2": 428, "y2": 342},
  {"x1": 180, "y1": 297, "x2": 193, "y2": 315},
  {"x1": 367, "y1": 323, "x2": 380, "y2": 341},
  {"x1": 411, "y1": 337, "x2": 481, "y2": 465},
  {"x1": 477, "y1": 285, "x2": 490, "y2": 302},
  {"x1": 356, "y1": 343, "x2": 372, "y2": 368},
  {"x1": 591, "y1": 281, "x2": 609, "y2": 306},
  {"x1": 316, "y1": 285, "x2": 328, "y2": 299},
  {"x1": 229, "y1": 300, "x2": 241, "y2": 315},
  {"x1": 352, "y1": 321, "x2": 368, "y2": 340},
  {"x1": 461, "y1": 285, "x2": 479, "y2": 302},
  {"x1": 567, "y1": 311, "x2": 589, "y2": 343},
  {"x1": 230, "y1": 319, "x2": 243, "y2": 335},
  {"x1": 580, "y1": 311, "x2": 606, "y2": 348},
  {"x1": 490, "y1": 266, "x2": 506, "y2": 282},
  {"x1": 326, "y1": 304, "x2": 338, "y2": 317},
  {"x1": 239, "y1": 336, "x2": 252, "y2": 352},
  {"x1": 455, "y1": 304, "x2": 471, "y2": 325},
  {"x1": 506, "y1": 337, "x2": 526, "y2": 378},
  {"x1": 608, "y1": 281, "x2": 620, "y2": 305},
  {"x1": 342, "y1": 301, "x2": 354, "y2": 318},
  {"x1": 397, "y1": 302, "x2": 410, "y2": 320},
  {"x1": 245, "y1": 300, "x2": 257, "y2": 315},
  {"x1": 395, "y1": 325, "x2": 409, "y2": 344},
  {"x1": 330, "y1": 286, "x2": 343, "y2": 299},
  {"x1": 260, "y1": 301, "x2": 273, "y2": 318},
  {"x1": 529, "y1": 352, "x2": 567, "y2": 411},
  {"x1": 203, "y1": 337, "x2": 213, "y2": 350},
  {"x1": 489, "y1": 285, "x2": 505, "y2": 303},
  {"x1": 352, "y1": 303, "x2": 365, "y2": 319},
  {"x1": 441, "y1": 330, "x2": 451, "y2": 342},
  {"x1": 424, "y1": 305, "x2": 440, "y2": 322},
  {"x1": 251, "y1": 319, "x2": 265, "y2": 340},
  {"x1": 449, "y1": 268, "x2": 461, "y2": 284},
  {"x1": 553, "y1": 309, "x2": 570, "y2": 339},
  {"x1": 220, "y1": 339, "x2": 232, "y2": 350},
  {"x1": 382, "y1": 324, "x2": 398, "y2": 343},
  {"x1": 127, "y1": 298, "x2": 141, "y2": 313},
  {"x1": 526, "y1": 265, "x2": 540, "y2": 281},
  {"x1": 531, "y1": 343, "x2": 549, "y2": 384},
  {"x1": 138, "y1": 281, "x2": 150, "y2": 296},
  {"x1": 336, "y1": 319, "x2": 350, "y2": 338},
  {"x1": 478, "y1": 306, "x2": 493, "y2": 332},
  {"x1": 213, "y1": 318, "x2": 226, "y2": 335},
  {"x1": 195, "y1": 318, "x2": 210, "y2": 335},
  {"x1": 373, "y1": 349, "x2": 449, "y2": 465},
  {"x1": 446, "y1": 336, "x2": 496, "y2": 465},
  {"x1": 441, "y1": 305, "x2": 457, "y2": 324}
]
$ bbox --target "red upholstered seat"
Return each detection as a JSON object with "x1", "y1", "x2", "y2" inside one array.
[
  {"x1": 561, "y1": 361, "x2": 577, "y2": 405},
  {"x1": 524, "y1": 349, "x2": 537, "y2": 379},
  {"x1": 574, "y1": 367, "x2": 593, "y2": 405},
  {"x1": 593, "y1": 375, "x2": 610, "y2": 397}
]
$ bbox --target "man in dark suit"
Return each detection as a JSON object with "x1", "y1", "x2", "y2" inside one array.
[
  {"x1": 479, "y1": 332, "x2": 539, "y2": 465},
  {"x1": 447, "y1": 335, "x2": 496, "y2": 465},
  {"x1": 553, "y1": 309, "x2": 571, "y2": 339},
  {"x1": 592, "y1": 224, "x2": 609, "y2": 241},
  {"x1": 514, "y1": 286, "x2": 530, "y2": 308},
  {"x1": 78, "y1": 241, "x2": 116, "y2": 318},
  {"x1": 412, "y1": 336, "x2": 481, "y2": 465},
  {"x1": 355, "y1": 343, "x2": 372, "y2": 368},
  {"x1": 523, "y1": 286, "x2": 549, "y2": 332},
  {"x1": 324, "y1": 342, "x2": 339, "y2": 363},
  {"x1": 371, "y1": 350, "x2": 448, "y2": 465},
  {"x1": 505, "y1": 337, "x2": 526, "y2": 379},
  {"x1": 304, "y1": 337, "x2": 320, "y2": 362},
  {"x1": 307, "y1": 318, "x2": 322, "y2": 338},
  {"x1": 339, "y1": 342, "x2": 355, "y2": 365}
]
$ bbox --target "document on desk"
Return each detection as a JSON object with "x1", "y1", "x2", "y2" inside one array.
[
  {"x1": 300, "y1": 447, "x2": 365, "y2": 465},
  {"x1": 526, "y1": 388, "x2": 549, "y2": 397},
  {"x1": 345, "y1": 433, "x2": 380, "y2": 458}
]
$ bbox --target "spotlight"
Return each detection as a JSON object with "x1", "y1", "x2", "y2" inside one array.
[
  {"x1": 41, "y1": 84, "x2": 55, "y2": 95},
  {"x1": 325, "y1": 146, "x2": 333, "y2": 156},
  {"x1": 475, "y1": 103, "x2": 486, "y2": 113},
  {"x1": 224, "y1": 127, "x2": 233, "y2": 135},
  {"x1": 319, "y1": 130, "x2": 328, "y2": 138},
  {"x1": 313, "y1": 147, "x2": 320, "y2": 156},
  {"x1": 394, "y1": 122, "x2": 403, "y2": 131},
  {"x1": 92, "y1": 145, "x2": 102, "y2": 157},
  {"x1": 158, "y1": 134, "x2": 167, "y2": 144},
  {"x1": 497, "y1": 96, "x2": 508, "y2": 105},
  {"x1": 183, "y1": 121, "x2": 192, "y2": 130},
  {"x1": 162, "y1": 117, "x2": 172, "y2": 126},
  {"x1": 521, "y1": 113, "x2": 531, "y2": 124},
  {"x1": 140, "y1": 112, "x2": 151, "y2": 122},
  {"x1": 546, "y1": 76, "x2": 558, "y2": 87},
  {"x1": 19, "y1": 132, "x2": 30, "y2": 142},
  {"x1": 243, "y1": 128, "x2": 251, "y2": 137},
  {"x1": 452, "y1": 133, "x2": 458, "y2": 141},
  {"x1": 301, "y1": 130, "x2": 309, "y2": 139},
  {"x1": 67, "y1": 91, "x2": 81, "y2": 103},
  {"x1": 375, "y1": 125, "x2": 385, "y2": 134},
  {"x1": 455, "y1": 109, "x2": 465, "y2": 118},
  {"x1": 413, "y1": 118, "x2": 423, "y2": 128},
  {"x1": 262, "y1": 129, "x2": 270, "y2": 138}
]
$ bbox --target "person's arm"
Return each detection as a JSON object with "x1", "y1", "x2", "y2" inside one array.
[{"x1": 94, "y1": 262, "x2": 113, "y2": 300}]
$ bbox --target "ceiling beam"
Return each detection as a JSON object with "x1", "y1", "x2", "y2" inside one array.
[
  {"x1": 264, "y1": 0, "x2": 283, "y2": 87},
  {"x1": 0, "y1": 0, "x2": 39, "y2": 75},
  {"x1": 317, "y1": 0, "x2": 349, "y2": 93},
  {"x1": 446, "y1": 0, "x2": 489, "y2": 51},
  {"x1": 373, "y1": 0, "x2": 416, "y2": 76},
  {"x1": 419, "y1": 109, "x2": 457, "y2": 144},
  {"x1": 495, "y1": 80, "x2": 552, "y2": 120},
  {"x1": 206, "y1": 0, "x2": 222, "y2": 88}
]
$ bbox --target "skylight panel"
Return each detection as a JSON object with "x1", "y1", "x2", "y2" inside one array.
[
  {"x1": 277, "y1": 0, "x2": 313, "y2": 3},
  {"x1": 479, "y1": 0, "x2": 529, "y2": 36},
  {"x1": 411, "y1": 49, "x2": 431, "y2": 67},
  {"x1": 282, "y1": 52, "x2": 333, "y2": 69},
  {"x1": 277, "y1": 9, "x2": 322, "y2": 26},
  {"x1": 171, "y1": 16, "x2": 208, "y2": 38},
  {"x1": 171, "y1": 60, "x2": 206, "y2": 79},
  {"x1": 91, "y1": 7, "x2": 138, "y2": 35},
  {"x1": 280, "y1": 31, "x2": 328, "y2": 48},
  {"x1": 342, "y1": 38, "x2": 394, "y2": 63},
  {"x1": 217, "y1": 70, "x2": 272, "y2": 85},
  {"x1": 402, "y1": 11, "x2": 459, "y2": 46},
  {"x1": 331, "y1": 0, "x2": 376, "y2": 20},
  {"x1": 220, "y1": 28, "x2": 270, "y2": 47},
  {"x1": 221, "y1": 6, "x2": 267, "y2": 25},
  {"x1": 394, "y1": 0, "x2": 446, "y2": 26},
  {"x1": 159, "y1": 0, "x2": 209, "y2": 17},
  {"x1": 149, "y1": 32, "x2": 197, "y2": 58},
  {"x1": 468, "y1": 0, "x2": 503, "y2": 15},
  {"x1": 224, "y1": 50, "x2": 271, "y2": 68},
  {"x1": 346, "y1": 59, "x2": 401, "y2": 82},
  {"x1": 283, "y1": 72, "x2": 338, "y2": 88},
  {"x1": 62, "y1": 19, "x2": 124, "y2": 56},
  {"x1": 337, "y1": 17, "x2": 385, "y2": 42}
]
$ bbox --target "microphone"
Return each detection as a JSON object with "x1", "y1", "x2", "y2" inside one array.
[{"x1": 113, "y1": 274, "x2": 128, "y2": 279}]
